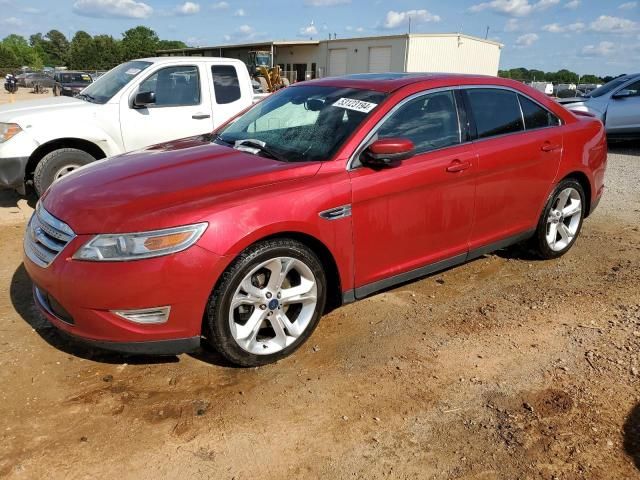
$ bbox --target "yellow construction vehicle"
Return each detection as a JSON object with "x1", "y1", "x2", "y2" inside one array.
[{"x1": 247, "y1": 50, "x2": 289, "y2": 93}]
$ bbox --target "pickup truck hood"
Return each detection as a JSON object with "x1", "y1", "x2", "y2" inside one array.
[
  {"x1": 0, "y1": 96, "x2": 95, "y2": 124},
  {"x1": 42, "y1": 136, "x2": 322, "y2": 234}
]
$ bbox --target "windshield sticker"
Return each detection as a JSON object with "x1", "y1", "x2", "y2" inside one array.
[
  {"x1": 125, "y1": 68, "x2": 141, "y2": 75},
  {"x1": 81, "y1": 75, "x2": 91, "y2": 81},
  {"x1": 332, "y1": 98, "x2": 378, "y2": 113}
]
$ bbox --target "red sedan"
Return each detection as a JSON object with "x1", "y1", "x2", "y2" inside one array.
[{"x1": 23, "y1": 73, "x2": 607, "y2": 366}]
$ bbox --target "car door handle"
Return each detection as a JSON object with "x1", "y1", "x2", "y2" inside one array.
[
  {"x1": 446, "y1": 160, "x2": 471, "y2": 173},
  {"x1": 541, "y1": 142, "x2": 561, "y2": 152},
  {"x1": 192, "y1": 113, "x2": 211, "y2": 120}
]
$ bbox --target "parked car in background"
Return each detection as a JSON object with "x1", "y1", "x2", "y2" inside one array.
[
  {"x1": 23, "y1": 74, "x2": 607, "y2": 366},
  {"x1": 0, "y1": 57, "x2": 264, "y2": 195},
  {"x1": 53, "y1": 71, "x2": 93, "y2": 97},
  {"x1": 23, "y1": 73, "x2": 55, "y2": 89},
  {"x1": 15, "y1": 72, "x2": 29, "y2": 87},
  {"x1": 559, "y1": 73, "x2": 640, "y2": 140},
  {"x1": 529, "y1": 81, "x2": 554, "y2": 96}
]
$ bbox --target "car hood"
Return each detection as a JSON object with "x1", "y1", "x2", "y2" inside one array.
[
  {"x1": 0, "y1": 96, "x2": 95, "y2": 124},
  {"x1": 42, "y1": 136, "x2": 323, "y2": 234}
]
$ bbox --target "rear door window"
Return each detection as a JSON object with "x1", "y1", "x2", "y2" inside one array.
[
  {"x1": 212, "y1": 65, "x2": 241, "y2": 104},
  {"x1": 518, "y1": 94, "x2": 561, "y2": 129},
  {"x1": 466, "y1": 88, "x2": 524, "y2": 139}
]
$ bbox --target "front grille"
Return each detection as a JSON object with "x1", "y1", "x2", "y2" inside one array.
[{"x1": 24, "y1": 204, "x2": 75, "y2": 268}]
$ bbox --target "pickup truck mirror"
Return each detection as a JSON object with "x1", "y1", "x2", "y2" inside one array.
[
  {"x1": 133, "y1": 91, "x2": 156, "y2": 108},
  {"x1": 361, "y1": 138, "x2": 414, "y2": 169}
]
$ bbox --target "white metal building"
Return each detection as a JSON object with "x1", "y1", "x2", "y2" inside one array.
[{"x1": 158, "y1": 33, "x2": 503, "y2": 81}]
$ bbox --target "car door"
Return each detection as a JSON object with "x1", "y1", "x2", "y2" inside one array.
[
  {"x1": 463, "y1": 87, "x2": 563, "y2": 252},
  {"x1": 119, "y1": 63, "x2": 214, "y2": 151},
  {"x1": 605, "y1": 79, "x2": 640, "y2": 136},
  {"x1": 349, "y1": 89, "x2": 478, "y2": 295}
]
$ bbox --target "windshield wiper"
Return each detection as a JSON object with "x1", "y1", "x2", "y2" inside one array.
[
  {"x1": 76, "y1": 93, "x2": 96, "y2": 103},
  {"x1": 212, "y1": 133, "x2": 233, "y2": 146},
  {"x1": 234, "y1": 139, "x2": 289, "y2": 162}
]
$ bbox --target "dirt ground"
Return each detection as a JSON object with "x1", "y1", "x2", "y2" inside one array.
[{"x1": 0, "y1": 137, "x2": 639, "y2": 478}]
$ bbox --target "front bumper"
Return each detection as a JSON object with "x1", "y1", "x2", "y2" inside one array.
[{"x1": 24, "y1": 233, "x2": 228, "y2": 354}]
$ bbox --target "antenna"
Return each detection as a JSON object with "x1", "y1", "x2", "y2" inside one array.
[
  {"x1": 485, "y1": 26, "x2": 490, "y2": 39},
  {"x1": 408, "y1": 15, "x2": 412, "y2": 34}
]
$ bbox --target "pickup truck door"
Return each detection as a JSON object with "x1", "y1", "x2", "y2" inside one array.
[
  {"x1": 605, "y1": 79, "x2": 640, "y2": 136},
  {"x1": 119, "y1": 63, "x2": 214, "y2": 151}
]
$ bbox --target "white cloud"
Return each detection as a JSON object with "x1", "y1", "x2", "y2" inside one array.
[
  {"x1": 304, "y1": 0, "x2": 350, "y2": 5},
  {"x1": 299, "y1": 20, "x2": 318, "y2": 36},
  {"x1": 381, "y1": 9, "x2": 441, "y2": 29},
  {"x1": 589, "y1": 15, "x2": 637, "y2": 33},
  {"x1": 470, "y1": 0, "x2": 559, "y2": 17},
  {"x1": 565, "y1": 0, "x2": 579, "y2": 8},
  {"x1": 22, "y1": 6, "x2": 42, "y2": 14},
  {"x1": 223, "y1": 23, "x2": 262, "y2": 42},
  {"x1": 176, "y1": 1, "x2": 199, "y2": 15},
  {"x1": 233, "y1": 8, "x2": 245, "y2": 16},
  {"x1": 504, "y1": 18, "x2": 520, "y2": 31},
  {"x1": 542, "y1": 21, "x2": 584, "y2": 33},
  {"x1": 345, "y1": 25, "x2": 364, "y2": 32},
  {"x1": 619, "y1": 1, "x2": 637, "y2": 9},
  {"x1": 516, "y1": 32, "x2": 539, "y2": 46},
  {"x1": 211, "y1": 1, "x2": 228, "y2": 9},
  {"x1": 73, "y1": 0, "x2": 153, "y2": 18},
  {"x1": 582, "y1": 41, "x2": 615, "y2": 56},
  {"x1": 0, "y1": 16, "x2": 23, "y2": 26}
]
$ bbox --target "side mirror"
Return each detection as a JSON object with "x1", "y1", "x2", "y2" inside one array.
[
  {"x1": 133, "y1": 91, "x2": 156, "y2": 108},
  {"x1": 361, "y1": 138, "x2": 414, "y2": 168},
  {"x1": 612, "y1": 89, "x2": 633, "y2": 99}
]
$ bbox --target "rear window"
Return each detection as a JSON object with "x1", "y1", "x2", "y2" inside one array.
[
  {"x1": 212, "y1": 65, "x2": 241, "y2": 104},
  {"x1": 466, "y1": 88, "x2": 524, "y2": 139},
  {"x1": 518, "y1": 95, "x2": 560, "y2": 130}
]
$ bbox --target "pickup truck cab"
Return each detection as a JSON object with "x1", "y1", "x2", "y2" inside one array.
[{"x1": 0, "y1": 56, "x2": 258, "y2": 195}]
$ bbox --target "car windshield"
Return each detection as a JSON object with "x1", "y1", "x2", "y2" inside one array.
[
  {"x1": 80, "y1": 60, "x2": 152, "y2": 104},
  {"x1": 587, "y1": 77, "x2": 630, "y2": 98},
  {"x1": 61, "y1": 73, "x2": 92, "y2": 84},
  {"x1": 215, "y1": 85, "x2": 387, "y2": 162}
]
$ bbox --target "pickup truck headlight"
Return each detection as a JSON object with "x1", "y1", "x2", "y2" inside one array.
[
  {"x1": 73, "y1": 223, "x2": 208, "y2": 261},
  {"x1": 0, "y1": 123, "x2": 22, "y2": 143}
]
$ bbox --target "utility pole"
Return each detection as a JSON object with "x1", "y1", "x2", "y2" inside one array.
[
  {"x1": 485, "y1": 26, "x2": 490, "y2": 39},
  {"x1": 408, "y1": 16, "x2": 412, "y2": 34}
]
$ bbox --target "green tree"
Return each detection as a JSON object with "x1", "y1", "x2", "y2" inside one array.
[
  {"x1": 29, "y1": 33, "x2": 51, "y2": 66},
  {"x1": 69, "y1": 31, "x2": 97, "y2": 69},
  {"x1": 44, "y1": 30, "x2": 69, "y2": 66},
  {"x1": 0, "y1": 44, "x2": 19, "y2": 68},
  {"x1": 2, "y1": 34, "x2": 43, "y2": 68},
  {"x1": 120, "y1": 26, "x2": 159, "y2": 61},
  {"x1": 93, "y1": 35, "x2": 121, "y2": 70},
  {"x1": 157, "y1": 40, "x2": 188, "y2": 51}
]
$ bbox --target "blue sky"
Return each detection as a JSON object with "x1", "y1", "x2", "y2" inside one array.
[{"x1": 0, "y1": 0, "x2": 638, "y2": 75}]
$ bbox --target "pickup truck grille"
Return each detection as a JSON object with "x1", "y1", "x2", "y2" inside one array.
[{"x1": 24, "y1": 205, "x2": 75, "y2": 268}]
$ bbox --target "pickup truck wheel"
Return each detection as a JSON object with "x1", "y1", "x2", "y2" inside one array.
[
  {"x1": 204, "y1": 239, "x2": 327, "y2": 367},
  {"x1": 33, "y1": 148, "x2": 96, "y2": 196},
  {"x1": 530, "y1": 179, "x2": 585, "y2": 259}
]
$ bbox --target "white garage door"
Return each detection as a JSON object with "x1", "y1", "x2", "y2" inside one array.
[
  {"x1": 329, "y1": 49, "x2": 347, "y2": 76},
  {"x1": 368, "y1": 46, "x2": 392, "y2": 73}
]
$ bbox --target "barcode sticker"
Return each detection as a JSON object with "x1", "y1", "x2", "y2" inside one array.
[{"x1": 332, "y1": 98, "x2": 378, "y2": 113}]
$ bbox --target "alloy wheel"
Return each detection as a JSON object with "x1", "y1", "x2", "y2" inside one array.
[
  {"x1": 229, "y1": 256, "x2": 318, "y2": 355},
  {"x1": 546, "y1": 187, "x2": 582, "y2": 252}
]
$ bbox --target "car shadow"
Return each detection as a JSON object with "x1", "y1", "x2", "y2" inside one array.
[
  {"x1": 624, "y1": 403, "x2": 640, "y2": 471},
  {"x1": 0, "y1": 187, "x2": 37, "y2": 209},
  {"x1": 10, "y1": 263, "x2": 178, "y2": 365},
  {"x1": 608, "y1": 140, "x2": 640, "y2": 157}
]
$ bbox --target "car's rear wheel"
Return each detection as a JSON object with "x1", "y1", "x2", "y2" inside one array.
[
  {"x1": 33, "y1": 148, "x2": 96, "y2": 196},
  {"x1": 204, "y1": 239, "x2": 326, "y2": 367},
  {"x1": 530, "y1": 179, "x2": 585, "y2": 259}
]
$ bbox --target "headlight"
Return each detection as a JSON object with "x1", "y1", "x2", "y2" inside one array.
[
  {"x1": 0, "y1": 123, "x2": 22, "y2": 143},
  {"x1": 73, "y1": 222, "x2": 208, "y2": 261}
]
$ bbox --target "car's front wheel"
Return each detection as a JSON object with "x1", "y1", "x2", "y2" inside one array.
[
  {"x1": 531, "y1": 179, "x2": 586, "y2": 259},
  {"x1": 204, "y1": 239, "x2": 326, "y2": 367},
  {"x1": 33, "y1": 148, "x2": 96, "y2": 196}
]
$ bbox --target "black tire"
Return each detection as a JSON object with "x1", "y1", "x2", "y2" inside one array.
[
  {"x1": 530, "y1": 179, "x2": 586, "y2": 259},
  {"x1": 204, "y1": 238, "x2": 327, "y2": 367},
  {"x1": 33, "y1": 148, "x2": 96, "y2": 196}
]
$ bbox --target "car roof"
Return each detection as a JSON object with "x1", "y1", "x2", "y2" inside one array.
[
  {"x1": 138, "y1": 56, "x2": 246, "y2": 65},
  {"x1": 299, "y1": 73, "x2": 524, "y2": 93}
]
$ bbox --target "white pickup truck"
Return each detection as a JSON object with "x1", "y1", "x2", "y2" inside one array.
[{"x1": 0, "y1": 56, "x2": 261, "y2": 195}]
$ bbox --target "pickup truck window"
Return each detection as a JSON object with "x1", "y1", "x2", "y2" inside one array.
[
  {"x1": 212, "y1": 65, "x2": 241, "y2": 104},
  {"x1": 216, "y1": 85, "x2": 386, "y2": 162},
  {"x1": 138, "y1": 66, "x2": 200, "y2": 107},
  {"x1": 81, "y1": 60, "x2": 152, "y2": 104}
]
